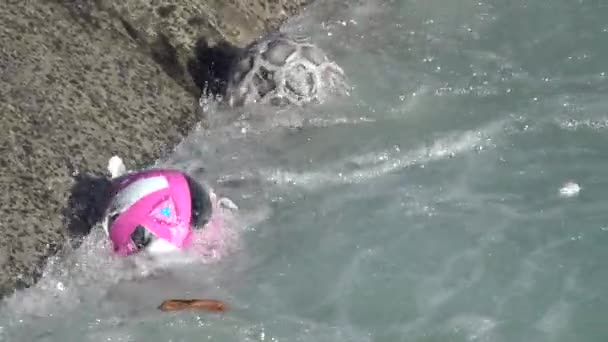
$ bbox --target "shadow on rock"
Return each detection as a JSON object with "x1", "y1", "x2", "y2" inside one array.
[
  {"x1": 63, "y1": 173, "x2": 112, "y2": 249},
  {"x1": 187, "y1": 38, "x2": 242, "y2": 99},
  {"x1": 148, "y1": 33, "x2": 195, "y2": 94}
]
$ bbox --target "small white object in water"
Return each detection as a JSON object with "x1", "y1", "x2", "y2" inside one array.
[
  {"x1": 56, "y1": 281, "x2": 65, "y2": 291},
  {"x1": 218, "y1": 197, "x2": 239, "y2": 210},
  {"x1": 146, "y1": 237, "x2": 180, "y2": 255},
  {"x1": 559, "y1": 181, "x2": 580, "y2": 197}
]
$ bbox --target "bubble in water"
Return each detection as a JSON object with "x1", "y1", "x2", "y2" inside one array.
[
  {"x1": 56, "y1": 282, "x2": 65, "y2": 291},
  {"x1": 559, "y1": 181, "x2": 580, "y2": 197}
]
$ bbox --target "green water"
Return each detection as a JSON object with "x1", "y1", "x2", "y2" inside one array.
[{"x1": 3, "y1": 0, "x2": 608, "y2": 341}]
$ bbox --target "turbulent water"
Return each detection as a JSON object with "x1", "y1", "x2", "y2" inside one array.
[{"x1": 3, "y1": 0, "x2": 608, "y2": 341}]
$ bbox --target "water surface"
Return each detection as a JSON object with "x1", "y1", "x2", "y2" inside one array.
[{"x1": 3, "y1": 0, "x2": 608, "y2": 341}]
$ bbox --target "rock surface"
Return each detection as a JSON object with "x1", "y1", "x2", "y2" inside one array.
[
  {"x1": 61, "y1": 0, "x2": 312, "y2": 94},
  {"x1": 0, "y1": 0, "x2": 310, "y2": 297},
  {"x1": 224, "y1": 33, "x2": 349, "y2": 107}
]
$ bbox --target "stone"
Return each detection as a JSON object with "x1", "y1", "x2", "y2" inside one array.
[
  {"x1": 0, "y1": 0, "x2": 205, "y2": 297},
  {"x1": 224, "y1": 32, "x2": 349, "y2": 107},
  {"x1": 0, "y1": 0, "x2": 312, "y2": 298},
  {"x1": 59, "y1": 0, "x2": 314, "y2": 95}
]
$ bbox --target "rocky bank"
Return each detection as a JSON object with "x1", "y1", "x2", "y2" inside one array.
[{"x1": 0, "y1": 0, "x2": 310, "y2": 297}]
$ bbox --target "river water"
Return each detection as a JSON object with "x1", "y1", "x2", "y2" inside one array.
[{"x1": 2, "y1": 0, "x2": 608, "y2": 341}]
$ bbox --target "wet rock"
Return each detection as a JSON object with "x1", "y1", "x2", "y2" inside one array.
[
  {"x1": 0, "y1": 0, "x2": 199, "y2": 297},
  {"x1": 0, "y1": 0, "x2": 311, "y2": 297},
  {"x1": 224, "y1": 32, "x2": 349, "y2": 107},
  {"x1": 59, "y1": 0, "x2": 313, "y2": 95}
]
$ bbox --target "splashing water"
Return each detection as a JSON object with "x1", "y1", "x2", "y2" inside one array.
[
  {"x1": 190, "y1": 189, "x2": 240, "y2": 263},
  {"x1": 4, "y1": 0, "x2": 608, "y2": 341}
]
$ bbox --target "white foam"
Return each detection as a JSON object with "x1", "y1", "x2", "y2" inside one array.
[
  {"x1": 559, "y1": 181, "x2": 580, "y2": 197},
  {"x1": 262, "y1": 119, "x2": 505, "y2": 191},
  {"x1": 446, "y1": 314, "x2": 497, "y2": 342}
]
